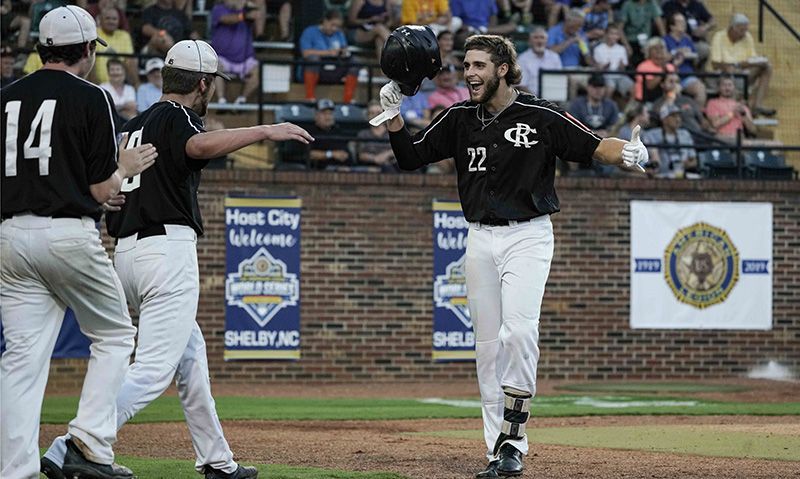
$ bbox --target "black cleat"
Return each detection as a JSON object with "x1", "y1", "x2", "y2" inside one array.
[
  {"x1": 41, "y1": 457, "x2": 66, "y2": 479},
  {"x1": 203, "y1": 464, "x2": 259, "y2": 479},
  {"x1": 62, "y1": 438, "x2": 135, "y2": 479},
  {"x1": 475, "y1": 459, "x2": 500, "y2": 478},
  {"x1": 496, "y1": 444, "x2": 524, "y2": 476}
]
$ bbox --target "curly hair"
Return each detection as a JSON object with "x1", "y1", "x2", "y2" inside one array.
[{"x1": 463, "y1": 34, "x2": 522, "y2": 86}]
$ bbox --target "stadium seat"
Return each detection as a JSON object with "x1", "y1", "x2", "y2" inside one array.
[
  {"x1": 333, "y1": 104, "x2": 367, "y2": 136},
  {"x1": 744, "y1": 149, "x2": 795, "y2": 180},
  {"x1": 275, "y1": 103, "x2": 315, "y2": 124},
  {"x1": 698, "y1": 149, "x2": 739, "y2": 179}
]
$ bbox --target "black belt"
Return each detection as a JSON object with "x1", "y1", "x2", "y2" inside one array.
[
  {"x1": 137, "y1": 224, "x2": 166, "y2": 239},
  {"x1": 480, "y1": 218, "x2": 534, "y2": 226}
]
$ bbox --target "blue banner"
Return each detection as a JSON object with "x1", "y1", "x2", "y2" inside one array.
[
  {"x1": 0, "y1": 309, "x2": 90, "y2": 358},
  {"x1": 224, "y1": 197, "x2": 302, "y2": 360},
  {"x1": 432, "y1": 200, "x2": 475, "y2": 362}
]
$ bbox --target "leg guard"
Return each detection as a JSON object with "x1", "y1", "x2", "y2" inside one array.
[{"x1": 491, "y1": 389, "x2": 531, "y2": 456}]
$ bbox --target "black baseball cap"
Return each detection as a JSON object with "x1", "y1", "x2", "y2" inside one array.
[
  {"x1": 588, "y1": 73, "x2": 606, "y2": 87},
  {"x1": 316, "y1": 98, "x2": 335, "y2": 111}
]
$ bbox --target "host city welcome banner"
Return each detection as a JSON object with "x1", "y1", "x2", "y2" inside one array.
[
  {"x1": 224, "y1": 197, "x2": 301, "y2": 360},
  {"x1": 630, "y1": 201, "x2": 772, "y2": 330},
  {"x1": 432, "y1": 200, "x2": 475, "y2": 361}
]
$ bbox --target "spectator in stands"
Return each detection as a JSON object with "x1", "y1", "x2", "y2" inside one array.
[
  {"x1": 1, "y1": 0, "x2": 31, "y2": 49},
  {"x1": 348, "y1": 0, "x2": 393, "y2": 63},
  {"x1": 646, "y1": 104, "x2": 697, "y2": 178},
  {"x1": 100, "y1": 58, "x2": 138, "y2": 121},
  {"x1": 425, "y1": 105, "x2": 456, "y2": 174},
  {"x1": 568, "y1": 73, "x2": 619, "y2": 137},
  {"x1": 140, "y1": 30, "x2": 174, "y2": 77},
  {"x1": 663, "y1": 12, "x2": 705, "y2": 105},
  {"x1": 450, "y1": 0, "x2": 517, "y2": 37},
  {"x1": 136, "y1": 57, "x2": 164, "y2": 113},
  {"x1": 438, "y1": 30, "x2": 460, "y2": 67},
  {"x1": 619, "y1": 0, "x2": 665, "y2": 65},
  {"x1": 593, "y1": 23, "x2": 633, "y2": 97},
  {"x1": 704, "y1": 75, "x2": 757, "y2": 141},
  {"x1": 94, "y1": 7, "x2": 137, "y2": 86},
  {"x1": 400, "y1": 0, "x2": 461, "y2": 37},
  {"x1": 544, "y1": 0, "x2": 570, "y2": 29},
  {"x1": 652, "y1": 72, "x2": 713, "y2": 141},
  {"x1": 266, "y1": 0, "x2": 292, "y2": 41},
  {"x1": 497, "y1": 0, "x2": 533, "y2": 26},
  {"x1": 87, "y1": 0, "x2": 130, "y2": 32},
  {"x1": 547, "y1": 8, "x2": 592, "y2": 68},
  {"x1": 400, "y1": 90, "x2": 431, "y2": 130},
  {"x1": 300, "y1": 9, "x2": 359, "y2": 104},
  {"x1": 610, "y1": 101, "x2": 659, "y2": 172},
  {"x1": 634, "y1": 37, "x2": 675, "y2": 103},
  {"x1": 0, "y1": 46, "x2": 18, "y2": 88},
  {"x1": 141, "y1": 0, "x2": 196, "y2": 48},
  {"x1": 583, "y1": 0, "x2": 613, "y2": 44},
  {"x1": 661, "y1": 0, "x2": 715, "y2": 67},
  {"x1": 356, "y1": 100, "x2": 396, "y2": 172},
  {"x1": 710, "y1": 14, "x2": 775, "y2": 117},
  {"x1": 428, "y1": 64, "x2": 469, "y2": 109},
  {"x1": 306, "y1": 99, "x2": 353, "y2": 170},
  {"x1": 518, "y1": 27, "x2": 562, "y2": 96},
  {"x1": 211, "y1": 0, "x2": 260, "y2": 105}
]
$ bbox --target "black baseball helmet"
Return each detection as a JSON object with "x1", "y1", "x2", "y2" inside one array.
[{"x1": 380, "y1": 25, "x2": 442, "y2": 96}]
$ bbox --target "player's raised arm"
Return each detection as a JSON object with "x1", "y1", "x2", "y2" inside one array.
[{"x1": 186, "y1": 123, "x2": 313, "y2": 160}]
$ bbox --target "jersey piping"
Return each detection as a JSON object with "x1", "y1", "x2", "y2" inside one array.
[
  {"x1": 513, "y1": 100, "x2": 602, "y2": 141},
  {"x1": 413, "y1": 104, "x2": 478, "y2": 145}
]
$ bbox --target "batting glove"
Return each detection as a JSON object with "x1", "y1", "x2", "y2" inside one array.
[
  {"x1": 621, "y1": 125, "x2": 649, "y2": 172},
  {"x1": 370, "y1": 81, "x2": 403, "y2": 126}
]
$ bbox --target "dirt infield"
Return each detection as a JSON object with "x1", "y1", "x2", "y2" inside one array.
[{"x1": 40, "y1": 379, "x2": 800, "y2": 478}]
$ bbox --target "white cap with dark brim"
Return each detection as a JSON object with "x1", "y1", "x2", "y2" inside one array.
[
  {"x1": 39, "y1": 6, "x2": 108, "y2": 47},
  {"x1": 165, "y1": 40, "x2": 231, "y2": 81}
]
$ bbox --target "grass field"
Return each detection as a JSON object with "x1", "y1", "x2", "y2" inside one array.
[{"x1": 40, "y1": 395, "x2": 800, "y2": 424}]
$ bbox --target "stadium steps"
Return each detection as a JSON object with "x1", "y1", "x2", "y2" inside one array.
[{"x1": 704, "y1": 0, "x2": 800, "y2": 169}]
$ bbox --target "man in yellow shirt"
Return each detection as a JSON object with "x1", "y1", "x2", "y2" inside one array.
[
  {"x1": 93, "y1": 7, "x2": 137, "y2": 86},
  {"x1": 401, "y1": 0, "x2": 462, "y2": 36},
  {"x1": 710, "y1": 13, "x2": 774, "y2": 116}
]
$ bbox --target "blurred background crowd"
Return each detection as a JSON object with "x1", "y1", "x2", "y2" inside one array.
[{"x1": 1, "y1": 0, "x2": 796, "y2": 178}]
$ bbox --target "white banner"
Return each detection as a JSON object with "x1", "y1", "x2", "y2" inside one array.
[{"x1": 630, "y1": 201, "x2": 772, "y2": 330}]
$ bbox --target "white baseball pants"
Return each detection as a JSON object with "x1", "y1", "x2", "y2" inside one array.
[
  {"x1": 1, "y1": 214, "x2": 135, "y2": 479},
  {"x1": 465, "y1": 216, "x2": 554, "y2": 460},
  {"x1": 45, "y1": 224, "x2": 236, "y2": 474}
]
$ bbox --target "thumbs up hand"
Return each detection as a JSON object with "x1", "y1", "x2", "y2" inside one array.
[{"x1": 621, "y1": 125, "x2": 648, "y2": 172}]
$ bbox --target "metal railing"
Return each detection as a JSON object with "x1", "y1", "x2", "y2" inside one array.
[{"x1": 758, "y1": 0, "x2": 800, "y2": 43}]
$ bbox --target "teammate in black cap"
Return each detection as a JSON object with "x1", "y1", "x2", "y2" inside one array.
[
  {"x1": 376, "y1": 34, "x2": 649, "y2": 477},
  {"x1": 42, "y1": 39, "x2": 313, "y2": 479},
  {"x1": 1, "y1": 6, "x2": 157, "y2": 479}
]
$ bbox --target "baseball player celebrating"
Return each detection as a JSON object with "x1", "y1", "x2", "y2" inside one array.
[
  {"x1": 376, "y1": 31, "x2": 648, "y2": 477},
  {"x1": 0, "y1": 6, "x2": 158, "y2": 479},
  {"x1": 42, "y1": 40, "x2": 313, "y2": 479}
]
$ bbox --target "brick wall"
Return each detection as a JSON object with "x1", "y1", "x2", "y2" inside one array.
[{"x1": 46, "y1": 173, "x2": 800, "y2": 390}]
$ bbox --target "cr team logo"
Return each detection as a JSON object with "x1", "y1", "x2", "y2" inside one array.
[
  {"x1": 225, "y1": 247, "x2": 299, "y2": 327},
  {"x1": 664, "y1": 222, "x2": 740, "y2": 309},
  {"x1": 433, "y1": 254, "x2": 471, "y2": 329},
  {"x1": 504, "y1": 123, "x2": 539, "y2": 148}
]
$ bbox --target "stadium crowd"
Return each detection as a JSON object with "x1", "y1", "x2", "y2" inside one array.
[{"x1": 0, "y1": 0, "x2": 789, "y2": 178}]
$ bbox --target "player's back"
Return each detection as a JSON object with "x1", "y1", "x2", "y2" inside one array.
[
  {"x1": 107, "y1": 100, "x2": 207, "y2": 238},
  {"x1": 1, "y1": 69, "x2": 118, "y2": 221}
]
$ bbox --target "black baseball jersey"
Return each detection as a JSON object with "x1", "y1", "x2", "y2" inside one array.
[
  {"x1": 390, "y1": 92, "x2": 602, "y2": 223},
  {"x1": 105, "y1": 100, "x2": 209, "y2": 238},
  {"x1": 1, "y1": 70, "x2": 119, "y2": 221}
]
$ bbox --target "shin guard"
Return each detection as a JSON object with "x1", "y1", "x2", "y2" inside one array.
[{"x1": 491, "y1": 390, "x2": 531, "y2": 456}]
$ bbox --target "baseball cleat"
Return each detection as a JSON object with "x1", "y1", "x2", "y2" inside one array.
[
  {"x1": 495, "y1": 444, "x2": 524, "y2": 476},
  {"x1": 475, "y1": 459, "x2": 500, "y2": 478},
  {"x1": 62, "y1": 438, "x2": 135, "y2": 479},
  {"x1": 203, "y1": 464, "x2": 259, "y2": 479},
  {"x1": 41, "y1": 456, "x2": 66, "y2": 479}
]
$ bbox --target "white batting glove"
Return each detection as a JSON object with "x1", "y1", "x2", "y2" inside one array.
[
  {"x1": 370, "y1": 81, "x2": 403, "y2": 126},
  {"x1": 621, "y1": 125, "x2": 649, "y2": 172}
]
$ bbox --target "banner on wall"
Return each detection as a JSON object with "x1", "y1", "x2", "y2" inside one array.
[
  {"x1": 224, "y1": 197, "x2": 302, "y2": 360},
  {"x1": 432, "y1": 200, "x2": 475, "y2": 361},
  {"x1": 0, "y1": 309, "x2": 90, "y2": 358},
  {"x1": 630, "y1": 201, "x2": 772, "y2": 330}
]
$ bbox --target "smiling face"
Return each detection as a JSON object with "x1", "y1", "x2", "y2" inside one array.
[
  {"x1": 100, "y1": 8, "x2": 119, "y2": 33},
  {"x1": 107, "y1": 61, "x2": 126, "y2": 85},
  {"x1": 463, "y1": 49, "x2": 503, "y2": 104}
]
